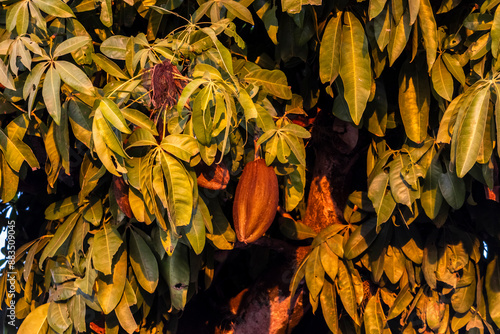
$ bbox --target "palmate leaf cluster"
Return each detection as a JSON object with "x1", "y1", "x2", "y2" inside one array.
[{"x1": 0, "y1": 0, "x2": 500, "y2": 333}]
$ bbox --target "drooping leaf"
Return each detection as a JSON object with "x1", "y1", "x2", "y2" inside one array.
[
  {"x1": 454, "y1": 85, "x2": 491, "y2": 177},
  {"x1": 337, "y1": 260, "x2": 360, "y2": 325},
  {"x1": 399, "y1": 59, "x2": 430, "y2": 143},
  {"x1": 18, "y1": 303, "x2": 50, "y2": 334},
  {"x1": 305, "y1": 246, "x2": 325, "y2": 299},
  {"x1": 39, "y1": 212, "x2": 80, "y2": 268},
  {"x1": 244, "y1": 69, "x2": 292, "y2": 100},
  {"x1": 339, "y1": 12, "x2": 372, "y2": 125},
  {"x1": 129, "y1": 229, "x2": 159, "y2": 293},
  {"x1": 320, "y1": 279, "x2": 339, "y2": 334},
  {"x1": 53, "y1": 36, "x2": 91, "y2": 58},
  {"x1": 159, "y1": 243, "x2": 190, "y2": 310},
  {"x1": 364, "y1": 294, "x2": 385, "y2": 334},
  {"x1": 43, "y1": 65, "x2": 62, "y2": 124},
  {"x1": 32, "y1": 0, "x2": 75, "y2": 17},
  {"x1": 344, "y1": 218, "x2": 377, "y2": 259},
  {"x1": 418, "y1": 0, "x2": 438, "y2": 69},
  {"x1": 319, "y1": 14, "x2": 342, "y2": 84},
  {"x1": 48, "y1": 302, "x2": 72, "y2": 333},
  {"x1": 431, "y1": 55, "x2": 454, "y2": 101},
  {"x1": 92, "y1": 223, "x2": 123, "y2": 275},
  {"x1": 160, "y1": 151, "x2": 193, "y2": 226},
  {"x1": 96, "y1": 247, "x2": 127, "y2": 314}
]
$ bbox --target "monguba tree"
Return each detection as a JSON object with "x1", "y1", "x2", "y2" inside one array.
[{"x1": 1, "y1": 0, "x2": 500, "y2": 333}]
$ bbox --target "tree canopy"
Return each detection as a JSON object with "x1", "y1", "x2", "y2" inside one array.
[{"x1": 1, "y1": 0, "x2": 500, "y2": 333}]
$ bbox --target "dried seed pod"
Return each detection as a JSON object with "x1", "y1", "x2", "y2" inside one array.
[
  {"x1": 233, "y1": 159, "x2": 279, "y2": 244},
  {"x1": 196, "y1": 161, "x2": 230, "y2": 190}
]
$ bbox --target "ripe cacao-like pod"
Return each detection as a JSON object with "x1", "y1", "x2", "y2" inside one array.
[{"x1": 233, "y1": 159, "x2": 279, "y2": 243}]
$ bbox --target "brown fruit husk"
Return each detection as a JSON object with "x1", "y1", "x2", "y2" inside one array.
[
  {"x1": 233, "y1": 159, "x2": 279, "y2": 244},
  {"x1": 196, "y1": 161, "x2": 230, "y2": 190},
  {"x1": 113, "y1": 176, "x2": 133, "y2": 218}
]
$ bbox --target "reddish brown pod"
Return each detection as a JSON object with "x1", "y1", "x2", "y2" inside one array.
[
  {"x1": 196, "y1": 161, "x2": 230, "y2": 190},
  {"x1": 233, "y1": 159, "x2": 279, "y2": 244}
]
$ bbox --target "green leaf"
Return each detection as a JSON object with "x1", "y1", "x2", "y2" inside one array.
[
  {"x1": 18, "y1": 303, "x2": 49, "y2": 334},
  {"x1": 96, "y1": 247, "x2": 127, "y2": 314},
  {"x1": 281, "y1": 123, "x2": 311, "y2": 138},
  {"x1": 383, "y1": 245, "x2": 405, "y2": 284},
  {"x1": 55, "y1": 60, "x2": 95, "y2": 96},
  {"x1": 177, "y1": 78, "x2": 207, "y2": 113},
  {"x1": 68, "y1": 100, "x2": 92, "y2": 147},
  {"x1": 92, "y1": 223, "x2": 123, "y2": 275},
  {"x1": 284, "y1": 165, "x2": 305, "y2": 211},
  {"x1": 39, "y1": 212, "x2": 80, "y2": 268},
  {"x1": 451, "y1": 269, "x2": 475, "y2": 313},
  {"x1": 389, "y1": 155, "x2": 413, "y2": 208},
  {"x1": 364, "y1": 294, "x2": 385, "y2": 334},
  {"x1": 115, "y1": 282, "x2": 138, "y2": 334},
  {"x1": 244, "y1": 69, "x2": 292, "y2": 100},
  {"x1": 69, "y1": 295, "x2": 86, "y2": 333},
  {"x1": 417, "y1": 0, "x2": 438, "y2": 69},
  {"x1": 238, "y1": 87, "x2": 258, "y2": 120},
  {"x1": 339, "y1": 12, "x2": 372, "y2": 125},
  {"x1": 161, "y1": 135, "x2": 199, "y2": 162},
  {"x1": 101, "y1": 36, "x2": 130, "y2": 60},
  {"x1": 44, "y1": 195, "x2": 78, "y2": 221},
  {"x1": 32, "y1": 0, "x2": 75, "y2": 17},
  {"x1": 48, "y1": 302, "x2": 72, "y2": 333},
  {"x1": 0, "y1": 128, "x2": 40, "y2": 172},
  {"x1": 421, "y1": 156, "x2": 444, "y2": 219},
  {"x1": 98, "y1": 98, "x2": 131, "y2": 134},
  {"x1": 53, "y1": 36, "x2": 91, "y2": 58},
  {"x1": 431, "y1": 56, "x2": 454, "y2": 101},
  {"x1": 442, "y1": 53, "x2": 466, "y2": 86},
  {"x1": 387, "y1": 284, "x2": 413, "y2": 319},
  {"x1": 319, "y1": 14, "x2": 342, "y2": 84},
  {"x1": 83, "y1": 199, "x2": 103, "y2": 225},
  {"x1": 454, "y1": 85, "x2": 491, "y2": 177},
  {"x1": 368, "y1": 171, "x2": 396, "y2": 229},
  {"x1": 160, "y1": 151, "x2": 193, "y2": 227},
  {"x1": 320, "y1": 279, "x2": 339, "y2": 334},
  {"x1": 221, "y1": 0, "x2": 254, "y2": 24},
  {"x1": 122, "y1": 108, "x2": 158, "y2": 135},
  {"x1": 6, "y1": 2, "x2": 24, "y2": 33},
  {"x1": 492, "y1": 6, "x2": 500, "y2": 58},
  {"x1": 281, "y1": 133, "x2": 306, "y2": 166},
  {"x1": 486, "y1": 256, "x2": 500, "y2": 328},
  {"x1": 305, "y1": 247, "x2": 325, "y2": 299},
  {"x1": 344, "y1": 218, "x2": 377, "y2": 260},
  {"x1": 281, "y1": 0, "x2": 321, "y2": 14},
  {"x1": 43, "y1": 65, "x2": 62, "y2": 124},
  {"x1": 129, "y1": 229, "x2": 159, "y2": 293},
  {"x1": 388, "y1": 10, "x2": 411, "y2": 66},
  {"x1": 159, "y1": 243, "x2": 190, "y2": 310},
  {"x1": 184, "y1": 200, "x2": 206, "y2": 255},
  {"x1": 438, "y1": 170, "x2": 465, "y2": 210},
  {"x1": 93, "y1": 110, "x2": 129, "y2": 158},
  {"x1": 374, "y1": 5, "x2": 391, "y2": 51},
  {"x1": 92, "y1": 53, "x2": 128, "y2": 79},
  {"x1": 398, "y1": 59, "x2": 430, "y2": 143},
  {"x1": 16, "y1": 2, "x2": 29, "y2": 36},
  {"x1": 320, "y1": 243, "x2": 339, "y2": 280},
  {"x1": 0, "y1": 59, "x2": 15, "y2": 90},
  {"x1": 337, "y1": 260, "x2": 360, "y2": 325},
  {"x1": 369, "y1": 0, "x2": 387, "y2": 19}
]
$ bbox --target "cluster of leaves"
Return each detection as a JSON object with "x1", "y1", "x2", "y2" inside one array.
[
  {"x1": 286, "y1": 0, "x2": 500, "y2": 333},
  {"x1": 2, "y1": 0, "x2": 500, "y2": 333},
  {"x1": 0, "y1": 0, "x2": 313, "y2": 333}
]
